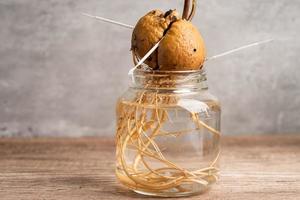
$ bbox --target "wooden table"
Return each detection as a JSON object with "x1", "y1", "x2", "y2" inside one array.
[{"x1": 0, "y1": 136, "x2": 299, "y2": 200}]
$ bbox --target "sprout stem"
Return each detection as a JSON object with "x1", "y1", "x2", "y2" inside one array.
[{"x1": 182, "y1": 0, "x2": 191, "y2": 20}]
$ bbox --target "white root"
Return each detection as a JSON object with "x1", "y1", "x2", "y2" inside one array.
[{"x1": 116, "y1": 91, "x2": 220, "y2": 193}]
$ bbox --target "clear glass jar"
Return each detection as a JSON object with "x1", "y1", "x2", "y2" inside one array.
[{"x1": 115, "y1": 69, "x2": 221, "y2": 197}]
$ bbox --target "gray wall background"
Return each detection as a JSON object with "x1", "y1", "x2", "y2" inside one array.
[{"x1": 0, "y1": 0, "x2": 299, "y2": 137}]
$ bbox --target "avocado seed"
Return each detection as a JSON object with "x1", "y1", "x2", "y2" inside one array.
[{"x1": 131, "y1": 9, "x2": 206, "y2": 71}]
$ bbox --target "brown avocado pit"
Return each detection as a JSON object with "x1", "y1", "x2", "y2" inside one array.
[{"x1": 132, "y1": 9, "x2": 206, "y2": 71}]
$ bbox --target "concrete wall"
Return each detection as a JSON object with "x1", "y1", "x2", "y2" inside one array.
[{"x1": 0, "y1": 0, "x2": 299, "y2": 137}]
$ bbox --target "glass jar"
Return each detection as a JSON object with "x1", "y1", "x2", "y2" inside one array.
[{"x1": 115, "y1": 69, "x2": 221, "y2": 197}]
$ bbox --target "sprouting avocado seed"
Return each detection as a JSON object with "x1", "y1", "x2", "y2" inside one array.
[{"x1": 131, "y1": 9, "x2": 206, "y2": 71}]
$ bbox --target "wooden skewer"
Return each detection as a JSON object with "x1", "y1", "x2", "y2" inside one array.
[
  {"x1": 82, "y1": 12, "x2": 274, "y2": 65},
  {"x1": 207, "y1": 39, "x2": 274, "y2": 61},
  {"x1": 81, "y1": 13, "x2": 134, "y2": 29}
]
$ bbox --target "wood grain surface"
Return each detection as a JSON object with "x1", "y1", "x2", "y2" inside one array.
[{"x1": 0, "y1": 135, "x2": 299, "y2": 200}]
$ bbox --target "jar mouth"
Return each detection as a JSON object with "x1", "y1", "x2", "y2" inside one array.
[
  {"x1": 133, "y1": 68, "x2": 205, "y2": 76},
  {"x1": 131, "y1": 68, "x2": 207, "y2": 91}
]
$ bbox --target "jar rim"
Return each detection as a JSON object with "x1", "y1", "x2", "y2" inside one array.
[
  {"x1": 131, "y1": 67, "x2": 208, "y2": 91},
  {"x1": 133, "y1": 68, "x2": 205, "y2": 76}
]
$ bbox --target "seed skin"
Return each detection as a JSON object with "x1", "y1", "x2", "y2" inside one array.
[
  {"x1": 158, "y1": 19, "x2": 206, "y2": 71},
  {"x1": 132, "y1": 10, "x2": 206, "y2": 71}
]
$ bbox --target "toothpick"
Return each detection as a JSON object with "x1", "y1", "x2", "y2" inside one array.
[
  {"x1": 82, "y1": 13, "x2": 274, "y2": 66},
  {"x1": 207, "y1": 39, "x2": 274, "y2": 61},
  {"x1": 82, "y1": 13, "x2": 134, "y2": 29},
  {"x1": 128, "y1": 37, "x2": 164, "y2": 75}
]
